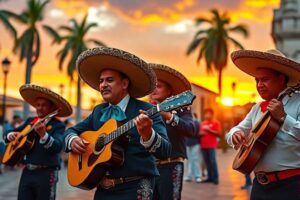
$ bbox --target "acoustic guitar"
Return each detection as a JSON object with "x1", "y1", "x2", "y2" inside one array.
[
  {"x1": 232, "y1": 83, "x2": 300, "y2": 174},
  {"x1": 67, "y1": 90, "x2": 195, "y2": 190},
  {"x1": 2, "y1": 109, "x2": 59, "y2": 166}
]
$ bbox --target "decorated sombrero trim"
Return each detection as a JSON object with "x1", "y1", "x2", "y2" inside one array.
[
  {"x1": 231, "y1": 50, "x2": 300, "y2": 71},
  {"x1": 76, "y1": 46, "x2": 156, "y2": 96},
  {"x1": 20, "y1": 84, "x2": 72, "y2": 117},
  {"x1": 149, "y1": 63, "x2": 191, "y2": 90}
]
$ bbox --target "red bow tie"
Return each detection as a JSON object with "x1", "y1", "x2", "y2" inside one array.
[
  {"x1": 260, "y1": 101, "x2": 269, "y2": 113},
  {"x1": 30, "y1": 117, "x2": 40, "y2": 125}
]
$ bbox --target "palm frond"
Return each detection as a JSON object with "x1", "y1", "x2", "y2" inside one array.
[
  {"x1": 186, "y1": 37, "x2": 205, "y2": 55},
  {"x1": 228, "y1": 25, "x2": 249, "y2": 38},
  {"x1": 43, "y1": 25, "x2": 62, "y2": 44},
  {"x1": 227, "y1": 36, "x2": 245, "y2": 50},
  {"x1": 87, "y1": 39, "x2": 106, "y2": 47},
  {"x1": 83, "y1": 23, "x2": 98, "y2": 35},
  {"x1": 0, "y1": 10, "x2": 27, "y2": 23},
  {"x1": 0, "y1": 12, "x2": 17, "y2": 38},
  {"x1": 32, "y1": 28, "x2": 40, "y2": 66},
  {"x1": 195, "y1": 17, "x2": 211, "y2": 25}
]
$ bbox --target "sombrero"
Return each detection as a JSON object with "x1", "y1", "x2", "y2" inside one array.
[
  {"x1": 76, "y1": 46, "x2": 157, "y2": 98},
  {"x1": 231, "y1": 49, "x2": 300, "y2": 86},
  {"x1": 19, "y1": 84, "x2": 73, "y2": 117},
  {"x1": 149, "y1": 63, "x2": 191, "y2": 95}
]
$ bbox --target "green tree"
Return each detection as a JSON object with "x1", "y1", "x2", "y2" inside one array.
[
  {"x1": 187, "y1": 9, "x2": 249, "y2": 97},
  {"x1": 0, "y1": 0, "x2": 56, "y2": 117},
  {"x1": 45, "y1": 15, "x2": 106, "y2": 122}
]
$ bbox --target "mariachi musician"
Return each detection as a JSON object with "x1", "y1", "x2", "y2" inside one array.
[
  {"x1": 64, "y1": 47, "x2": 171, "y2": 200},
  {"x1": 226, "y1": 49, "x2": 300, "y2": 200},
  {"x1": 149, "y1": 63, "x2": 196, "y2": 200},
  {"x1": 4, "y1": 84, "x2": 72, "y2": 200}
]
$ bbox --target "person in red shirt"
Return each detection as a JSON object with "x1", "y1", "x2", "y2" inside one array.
[{"x1": 200, "y1": 108, "x2": 221, "y2": 184}]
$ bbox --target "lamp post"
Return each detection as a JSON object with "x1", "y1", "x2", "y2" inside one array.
[
  {"x1": 59, "y1": 83, "x2": 65, "y2": 96},
  {"x1": 2, "y1": 57, "x2": 11, "y2": 132},
  {"x1": 231, "y1": 82, "x2": 236, "y2": 105}
]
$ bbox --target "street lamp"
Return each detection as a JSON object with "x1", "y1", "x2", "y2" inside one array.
[
  {"x1": 231, "y1": 82, "x2": 236, "y2": 105},
  {"x1": 2, "y1": 57, "x2": 11, "y2": 132}
]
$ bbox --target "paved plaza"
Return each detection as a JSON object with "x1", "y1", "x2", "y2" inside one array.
[{"x1": 0, "y1": 149, "x2": 251, "y2": 200}]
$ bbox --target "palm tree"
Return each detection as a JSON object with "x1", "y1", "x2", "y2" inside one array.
[
  {"x1": 0, "y1": 0, "x2": 56, "y2": 117},
  {"x1": 0, "y1": 12, "x2": 17, "y2": 42},
  {"x1": 187, "y1": 9, "x2": 249, "y2": 97},
  {"x1": 45, "y1": 15, "x2": 106, "y2": 122}
]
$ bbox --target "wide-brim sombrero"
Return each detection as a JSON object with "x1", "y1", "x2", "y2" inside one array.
[
  {"x1": 19, "y1": 84, "x2": 73, "y2": 117},
  {"x1": 76, "y1": 47, "x2": 157, "y2": 98},
  {"x1": 149, "y1": 63, "x2": 191, "y2": 95},
  {"x1": 231, "y1": 49, "x2": 300, "y2": 86}
]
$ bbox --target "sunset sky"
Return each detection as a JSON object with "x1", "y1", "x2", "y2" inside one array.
[{"x1": 0, "y1": 0, "x2": 281, "y2": 108}]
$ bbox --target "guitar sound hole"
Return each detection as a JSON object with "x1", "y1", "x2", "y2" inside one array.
[{"x1": 94, "y1": 135, "x2": 105, "y2": 154}]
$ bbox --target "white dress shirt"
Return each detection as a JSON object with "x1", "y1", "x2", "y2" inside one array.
[{"x1": 226, "y1": 93, "x2": 300, "y2": 172}]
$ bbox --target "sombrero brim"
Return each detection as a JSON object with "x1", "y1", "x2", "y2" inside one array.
[
  {"x1": 149, "y1": 63, "x2": 191, "y2": 95},
  {"x1": 20, "y1": 84, "x2": 73, "y2": 117},
  {"x1": 231, "y1": 50, "x2": 300, "y2": 86},
  {"x1": 77, "y1": 47, "x2": 156, "y2": 98}
]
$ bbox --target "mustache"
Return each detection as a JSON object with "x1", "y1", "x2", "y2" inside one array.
[{"x1": 100, "y1": 88, "x2": 111, "y2": 94}]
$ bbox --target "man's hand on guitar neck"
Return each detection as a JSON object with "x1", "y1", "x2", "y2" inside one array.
[
  {"x1": 267, "y1": 99, "x2": 286, "y2": 123},
  {"x1": 34, "y1": 121, "x2": 47, "y2": 138},
  {"x1": 71, "y1": 137, "x2": 89, "y2": 154},
  {"x1": 134, "y1": 110, "x2": 153, "y2": 142},
  {"x1": 232, "y1": 131, "x2": 246, "y2": 150},
  {"x1": 7, "y1": 132, "x2": 18, "y2": 141}
]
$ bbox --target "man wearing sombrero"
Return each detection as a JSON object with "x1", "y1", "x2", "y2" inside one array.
[
  {"x1": 4, "y1": 84, "x2": 72, "y2": 200},
  {"x1": 148, "y1": 63, "x2": 196, "y2": 200},
  {"x1": 64, "y1": 47, "x2": 170, "y2": 199},
  {"x1": 226, "y1": 49, "x2": 300, "y2": 200}
]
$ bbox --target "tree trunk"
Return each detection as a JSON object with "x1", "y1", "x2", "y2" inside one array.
[
  {"x1": 75, "y1": 74, "x2": 81, "y2": 123},
  {"x1": 23, "y1": 41, "x2": 33, "y2": 118},
  {"x1": 218, "y1": 66, "x2": 223, "y2": 98}
]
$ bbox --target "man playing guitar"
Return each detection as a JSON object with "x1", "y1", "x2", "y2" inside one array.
[
  {"x1": 226, "y1": 49, "x2": 300, "y2": 200},
  {"x1": 64, "y1": 47, "x2": 171, "y2": 200},
  {"x1": 149, "y1": 63, "x2": 196, "y2": 200},
  {"x1": 4, "y1": 84, "x2": 72, "y2": 200}
]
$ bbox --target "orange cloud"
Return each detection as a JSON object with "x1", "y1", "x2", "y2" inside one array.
[
  {"x1": 175, "y1": 0, "x2": 194, "y2": 11},
  {"x1": 52, "y1": 0, "x2": 90, "y2": 16},
  {"x1": 244, "y1": 0, "x2": 280, "y2": 8}
]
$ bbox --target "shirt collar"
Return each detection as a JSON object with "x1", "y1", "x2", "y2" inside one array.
[{"x1": 111, "y1": 94, "x2": 130, "y2": 112}]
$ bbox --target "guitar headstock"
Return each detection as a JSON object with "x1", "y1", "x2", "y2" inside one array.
[
  {"x1": 278, "y1": 82, "x2": 300, "y2": 99},
  {"x1": 158, "y1": 90, "x2": 195, "y2": 112}
]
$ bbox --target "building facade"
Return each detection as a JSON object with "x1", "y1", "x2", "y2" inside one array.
[{"x1": 272, "y1": 0, "x2": 300, "y2": 62}]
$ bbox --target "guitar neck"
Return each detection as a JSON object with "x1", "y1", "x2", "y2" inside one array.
[
  {"x1": 104, "y1": 106, "x2": 158, "y2": 144},
  {"x1": 21, "y1": 109, "x2": 59, "y2": 138}
]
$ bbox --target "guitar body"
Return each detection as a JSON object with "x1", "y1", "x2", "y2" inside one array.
[
  {"x1": 67, "y1": 119, "x2": 125, "y2": 190},
  {"x1": 232, "y1": 114, "x2": 281, "y2": 174},
  {"x1": 2, "y1": 125, "x2": 35, "y2": 166}
]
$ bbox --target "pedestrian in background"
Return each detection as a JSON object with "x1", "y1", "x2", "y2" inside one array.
[{"x1": 184, "y1": 113, "x2": 202, "y2": 183}]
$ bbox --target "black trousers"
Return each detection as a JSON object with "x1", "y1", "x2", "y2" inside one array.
[
  {"x1": 94, "y1": 177, "x2": 155, "y2": 200},
  {"x1": 153, "y1": 162, "x2": 184, "y2": 200},
  {"x1": 18, "y1": 168, "x2": 58, "y2": 200},
  {"x1": 251, "y1": 174, "x2": 300, "y2": 200}
]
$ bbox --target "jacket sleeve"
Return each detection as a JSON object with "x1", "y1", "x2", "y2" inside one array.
[
  {"x1": 40, "y1": 122, "x2": 66, "y2": 154},
  {"x1": 168, "y1": 109, "x2": 197, "y2": 137},
  {"x1": 144, "y1": 112, "x2": 171, "y2": 159},
  {"x1": 225, "y1": 105, "x2": 257, "y2": 147},
  {"x1": 63, "y1": 109, "x2": 95, "y2": 152}
]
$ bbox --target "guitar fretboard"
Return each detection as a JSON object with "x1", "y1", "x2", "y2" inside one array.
[{"x1": 104, "y1": 106, "x2": 158, "y2": 144}]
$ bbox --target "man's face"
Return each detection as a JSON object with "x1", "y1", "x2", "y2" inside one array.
[
  {"x1": 255, "y1": 68, "x2": 286, "y2": 101},
  {"x1": 99, "y1": 69, "x2": 129, "y2": 105},
  {"x1": 35, "y1": 98, "x2": 55, "y2": 118},
  {"x1": 204, "y1": 111, "x2": 213, "y2": 121},
  {"x1": 149, "y1": 80, "x2": 172, "y2": 103}
]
